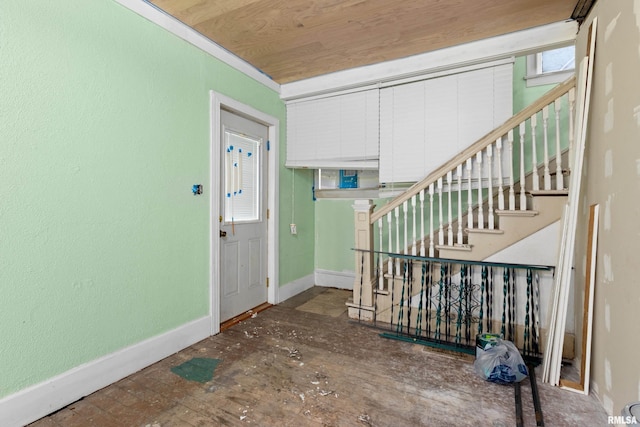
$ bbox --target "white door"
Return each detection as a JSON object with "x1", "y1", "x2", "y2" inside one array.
[{"x1": 219, "y1": 109, "x2": 268, "y2": 322}]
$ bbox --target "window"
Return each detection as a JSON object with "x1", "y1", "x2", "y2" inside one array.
[
  {"x1": 224, "y1": 129, "x2": 261, "y2": 223},
  {"x1": 526, "y1": 45, "x2": 575, "y2": 87}
]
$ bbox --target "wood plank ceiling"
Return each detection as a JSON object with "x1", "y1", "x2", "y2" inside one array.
[{"x1": 148, "y1": 0, "x2": 581, "y2": 84}]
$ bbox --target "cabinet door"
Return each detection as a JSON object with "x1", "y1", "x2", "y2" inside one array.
[
  {"x1": 286, "y1": 89, "x2": 379, "y2": 169},
  {"x1": 379, "y1": 63, "x2": 513, "y2": 184}
]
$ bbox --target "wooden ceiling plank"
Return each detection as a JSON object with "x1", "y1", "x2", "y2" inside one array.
[
  {"x1": 149, "y1": 0, "x2": 265, "y2": 26},
  {"x1": 148, "y1": 0, "x2": 579, "y2": 83}
]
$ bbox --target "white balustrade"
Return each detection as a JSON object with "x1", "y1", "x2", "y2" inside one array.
[{"x1": 352, "y1": 78, "x2": 575, "y2": 313}]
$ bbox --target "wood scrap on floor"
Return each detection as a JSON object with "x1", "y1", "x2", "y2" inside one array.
[
  {"x1": 543, "y1": 17, "x2": 598, "y2": 387},
  {"x1": 560, "y1": 203, "x2": 600, "y2": 394}
]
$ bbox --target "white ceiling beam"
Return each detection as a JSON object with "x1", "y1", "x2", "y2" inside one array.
[
  {"x1": 114, "y1": 0, "x2": 280, "y2": 93},
  {"x1": 280, "y1": 20, "x2": 578, "y2": 101}
]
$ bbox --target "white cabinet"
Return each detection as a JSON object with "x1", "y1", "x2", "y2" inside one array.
[
  {"x1": 285, "y1": 60, "x2": 514, "y2": 185},
  {"x1": 286, "y1": 89, "x2": 379, "y2": 170},
  {"x1": 379, "y1": 63, "x2": 513, "y2": 183}
]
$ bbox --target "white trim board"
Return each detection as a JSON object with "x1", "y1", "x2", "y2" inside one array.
[
  {"x1": 209, "y1": 92, "x2": 280, "y2": 335},
  {"x1": 277, "y1": 273, "x2": 316, "y2": 303},
  {"x1": 315, "y1": 269, "x2": 355, "y2": 290},
  {"x1": 114, "y1": 0, "x2": 279, "y2": 93},
  {"x1": 284, "y1": 58, "x2": 515, "y2": 105},
  {"x1": 0, "y1": 316, "x2": 211, "y2": 427},
  {"x1": 281, "y1": 20, "x2": 578, "y2": 100}
]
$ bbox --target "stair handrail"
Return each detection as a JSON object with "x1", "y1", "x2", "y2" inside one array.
[{"x1": 371, "y1": 76, "x2": 576, "y2": 224}]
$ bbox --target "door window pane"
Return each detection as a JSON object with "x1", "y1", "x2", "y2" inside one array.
[{"x1": 224, "y1": 129, "x2": 261, "y2": 222}]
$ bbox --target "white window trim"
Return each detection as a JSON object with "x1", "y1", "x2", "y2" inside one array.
[{"x1": 525, "y1": 52, "x2": 574, "y2": 87}]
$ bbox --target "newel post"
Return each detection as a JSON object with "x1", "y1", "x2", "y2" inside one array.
[{"x1": 348, "y1": 199, "x2": 375, "y2": 320}]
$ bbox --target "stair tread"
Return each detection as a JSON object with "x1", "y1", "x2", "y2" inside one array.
[
  {"x1": 436, "y1": 244, "x2": 472, "y2": 252},
  {"x1": 465, "y1": 227, "x2": 504, "y2": 235},
  {"x1": 496, "y1": 209, "x2": 539, "y2": 217},
  {"x1": 528, "y1": 189, "x2": 569, "y2": 197}
]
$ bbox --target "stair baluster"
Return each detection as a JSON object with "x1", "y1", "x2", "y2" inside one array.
[
  {"x1": 466, "y1": 159, "x2": 473, "y2": 228},
  {"x1": 387, "y1": 211, "x2": 393, "y2": 290},
  {"x1": 508, "y1": 129, "x2": 516, "y2": 210},
  {"x1": 487, "y1": 144, "x2": 495, "y2": 230},
  {"x1": 394, "y1": 207, "x2": 400, "y2": 275},
  {"x1": 378, "y1": 217, "x2": 384, "y2": 290},
  {"x1": 447, "y1": 171, "x2": 454, "y2": 245},
  {"x1": 411, "y1": 196, "x2": 417, "y2": 255},
  {"x1": 531, "y1": 113, "x2": 540, "y2": 191},
  {"x1": 456, "y1": 165, "x2": 463, "y2": 244},
  {"x1": 420, "y1": 189, "x2": 425, "y2": 256},
  {"x1": 403, "y1": 200, "x2": 408, "y2": 256},
  {"x1": 437, "y1": 178, "x2": 444, "y2": 246},
  {"x1": 428, "y1": 183, "x2": 435, "y2": 257},
  {"x1": 476, "y1": 152, "x2": 484, "y2": 228},
  {"x1": 497, "y1": 137, "x2": 505, "y2": 210},
  {"x1": 519, "y1": 122, "x2": 527, "y2": 210},
  {"x1": 542, "y1": 106, "x2": 552, "y2": 190}
]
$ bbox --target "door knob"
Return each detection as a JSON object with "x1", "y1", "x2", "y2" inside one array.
[{"x1": 220, "y1": 230, "x2": 227, "y2": 237}]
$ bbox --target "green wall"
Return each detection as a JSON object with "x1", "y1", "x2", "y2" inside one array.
[
  {"x1": 280, "y1": 168, "x2": 315, "y2": 281},
  {"x1": 513, "y1": 56, "x2": 558, "y2": 113},
  {"x1": 512, "y1": 56, "x2": 572, "y2": 183},
  {"x1": 0, "y1": 0, "x2": 314, "y2": 398},
  {"x1": 315, "y1": 199, "x2": 357, "y2": 272}
]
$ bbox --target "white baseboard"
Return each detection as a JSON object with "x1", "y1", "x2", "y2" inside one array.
[
  {"x1": 315, "y1": 269, "x2": 355, "y2": 290},
  {"x1": 0, "y1": 316, "x2": 211, "y2": 427},
  {"x1": 277, "y1": 273, "x2": 315, "y2": 303}
]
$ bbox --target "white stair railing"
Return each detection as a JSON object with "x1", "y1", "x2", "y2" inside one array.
[{"x1": 353, "y1": 76, "x2": 576, "y2": 303}]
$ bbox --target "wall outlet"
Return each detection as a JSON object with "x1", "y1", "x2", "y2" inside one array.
[{"x1": 290, "y1": 223, "x2": 297, "y2": 235}]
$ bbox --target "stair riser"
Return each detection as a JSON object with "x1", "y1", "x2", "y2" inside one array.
[{"x1": 437, "y1": 195, "x2": 566, "y2": 261}]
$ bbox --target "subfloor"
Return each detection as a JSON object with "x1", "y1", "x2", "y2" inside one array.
[{"x1": 30, "y1": 287, "x2": 607, "y2": 426}]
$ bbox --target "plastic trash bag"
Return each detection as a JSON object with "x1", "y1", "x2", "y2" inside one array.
[{"x1": 474, "y1": 338, "x2": 528, "y2": 384}]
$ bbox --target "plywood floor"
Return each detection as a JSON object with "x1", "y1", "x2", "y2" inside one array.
[{"x1": 30, "y1": 287, "x2": 607, "y2": 426}]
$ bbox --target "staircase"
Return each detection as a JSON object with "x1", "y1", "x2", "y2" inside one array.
[
  {"x1": 438, "y1": 190, "x2": 567, "y2": 261},
  {"x1": 348, "y1": 76, "x2": 577, "y2": 357}
]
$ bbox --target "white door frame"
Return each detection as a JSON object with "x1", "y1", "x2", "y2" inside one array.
[{"x1": 210, "y1": 91, "x2": 279, "y2": 335}]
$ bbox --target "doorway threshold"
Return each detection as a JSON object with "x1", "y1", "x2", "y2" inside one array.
[{"x1": 220, "y1": 302, "x2": 273, "y2": 332}]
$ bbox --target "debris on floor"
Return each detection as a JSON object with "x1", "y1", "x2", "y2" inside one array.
[
  {"x1": 170, "y1": 357, "x2": 221, "y2": 383},
  {"x1": 358, "y1": 413, "x2": 372, "y2": 425}
]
